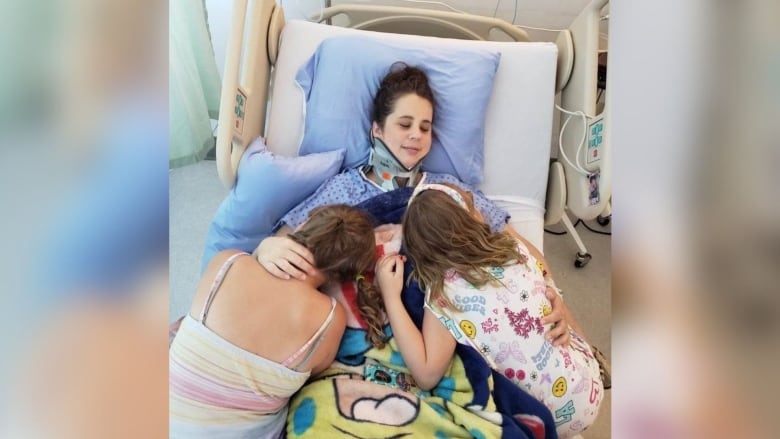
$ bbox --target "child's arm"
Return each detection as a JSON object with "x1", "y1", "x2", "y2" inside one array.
[
  {"x1": 376, "y1": 255, "x2": 457, "y2": 391},
  {"x1": 385, "y1": 300, "x2": 456, "y2": 391}
]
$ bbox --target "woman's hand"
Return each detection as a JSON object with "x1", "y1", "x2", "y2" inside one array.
[
  {"x1": 253, "y1": 236, "x2": 316, "y2": 280},
  {"x1": 541, "y1": 286, "x2": 572, "y2": 347},
  {"x1": 375, "y1": 254, "x2": 406, "y2": 301}
]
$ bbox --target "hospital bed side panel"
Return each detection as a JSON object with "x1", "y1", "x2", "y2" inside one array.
[
  {"x1": 560, "y1": 0, "x2": 611, "y2": 220},
  {"x1": 215, "y1": 0, "x2": 280, "y2": 188}
]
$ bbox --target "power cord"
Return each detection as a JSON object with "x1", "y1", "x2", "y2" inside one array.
[
  {"x1": 305, "y1": 0, "x2": 571, "y2": 36},
  {"x1": 394, "y1": 0, "x2": 469, "y2": 14},
  {"x1": 580, "y1": 219, "x2": 611, "y2": 236},
  {"x1": 514, "y1": 24, "x2": 566, "y2": 32},
  {"x1": 545, "y1": 219, "x2": 611, "y2": 236},
  {"x1": 555, "y1": 104, "x2": 593, "y2": 176},
  {"x1": 499, "y1": 0, "x2": 565, "y2": 32},
  {"x1": 291, "y1": 0, "x2": 323, "y2": 22}
]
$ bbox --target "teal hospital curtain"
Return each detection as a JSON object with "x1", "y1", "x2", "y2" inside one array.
[{"x1": 169, "y1": 0, "x2": 222, "y2": 168}]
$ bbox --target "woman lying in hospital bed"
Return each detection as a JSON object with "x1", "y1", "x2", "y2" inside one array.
[{"x1": 196, "y1": 29, "x2": 592, "y2": 437}]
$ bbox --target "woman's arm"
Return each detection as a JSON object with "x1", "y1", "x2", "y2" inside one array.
[
  {"x1": 252, "y1": 224, "x2": 317, "y2": 280},
  {"x1": 254, "y1": 172, "x2": 363, "y2": 280},
  {"x1": 377, "y1": 255, "x2": 456, "y2": 391}
]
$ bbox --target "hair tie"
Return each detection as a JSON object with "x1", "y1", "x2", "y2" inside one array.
[{"x1": 355, "y1": 274, "x2": 365, "y2": 283}]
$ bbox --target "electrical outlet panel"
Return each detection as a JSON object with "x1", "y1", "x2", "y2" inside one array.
[
  {"x1": 234, "y1": 88, "x2": 247, "y2": 134},
  {"x1": 586, "y1": 114, "x2": 604, "y2": 168}
]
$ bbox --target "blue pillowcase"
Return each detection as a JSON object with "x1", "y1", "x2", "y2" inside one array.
[
  {"x1": 202, "y1": 137, "x2": 346, "y2": 269},
  {"x1": 296, "y1": 36, "x2": 501, "y2": 185}
]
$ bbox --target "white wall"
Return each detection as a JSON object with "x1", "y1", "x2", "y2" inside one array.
[
  {"x1": 205, "y1": 0, "x2": 313, "y2": 80},
  {"x1": 204, "y1": 0, "x2": 233, "y2": 79}
]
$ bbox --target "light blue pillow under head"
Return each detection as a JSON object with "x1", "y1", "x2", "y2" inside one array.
[
  {"x1": 202, "y1": 136, "x2": 346, "y2": 270},
  {"x1": 296, "y1": 36, "x2": 501, "y2": 185}
]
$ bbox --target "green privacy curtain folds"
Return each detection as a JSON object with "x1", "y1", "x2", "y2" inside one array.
[{"x1": 169, "y1": 0, "x2": 222, "y2": 168}]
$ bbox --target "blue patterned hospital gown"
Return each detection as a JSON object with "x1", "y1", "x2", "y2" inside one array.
[{"x1": 278, "y1": 168, "x2": 510, "y2": 232}]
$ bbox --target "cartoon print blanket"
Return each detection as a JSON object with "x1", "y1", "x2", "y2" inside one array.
[{"x1": 285, "y1": 188, "x2": 558, "y2": 439}]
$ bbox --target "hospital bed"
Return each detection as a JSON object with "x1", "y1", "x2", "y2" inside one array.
[
  {"x1": 209, "y1": 0, "x2": 609, "y2": 435},
  {"x1": 215, "y1": 0, "x2": 610, "y2": 256}
]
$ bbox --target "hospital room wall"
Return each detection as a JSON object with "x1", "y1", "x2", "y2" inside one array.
[
  {"x1": 203, "y1": 0, "x2": 232, "y2": 81},
  {"x1": 204, "y1": 0, "x2": 229, "y2": 133},
  {"x1": 204, "y1": 0, "x2": 310, "y2": 82}
]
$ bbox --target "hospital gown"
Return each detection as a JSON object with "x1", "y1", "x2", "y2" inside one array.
[{"x1": 279, "y1": 168, "x2": 510, "y2": 232}]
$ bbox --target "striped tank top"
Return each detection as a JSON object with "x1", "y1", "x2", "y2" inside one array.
[{"x1": 169, "y1": 252, "x2": 336, "y2": 438}]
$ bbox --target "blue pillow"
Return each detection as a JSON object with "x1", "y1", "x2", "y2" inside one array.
[
  {"x1": 296, "y1": 36, "x2": 500, "y2": 185},
  {"x1": 202, "y1": 136, "x2": 346, "y2": 269}
]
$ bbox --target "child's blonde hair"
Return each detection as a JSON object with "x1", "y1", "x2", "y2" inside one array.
[{"x1": 402, "y1": 184, "x2": 523, "y2": 308}]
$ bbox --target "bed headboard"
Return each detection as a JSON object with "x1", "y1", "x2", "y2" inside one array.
[{"x1": 311, "y1": 4, "x2": 531, "y2": 42}]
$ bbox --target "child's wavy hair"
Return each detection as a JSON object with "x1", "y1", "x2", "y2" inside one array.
[
  {"x1": 288, "y1": 204, "x2": 387, "y2": 348},
  {"x1": 402, "y1": 184, "x2": 523, "y2": 308}
]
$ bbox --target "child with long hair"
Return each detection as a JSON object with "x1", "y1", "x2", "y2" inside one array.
[
  {"x1": 375, "y1": 184, "x2": 604, "y2": 438},
  {"x1": 170, "y1": 204, "x2": 377, "y2": 438}
]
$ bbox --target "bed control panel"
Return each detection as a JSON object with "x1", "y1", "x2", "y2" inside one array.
[
  {"x1": 234, "y1": 88, "x2": 247, "y2": 134},
  {"x1": 586, "y1": 113, "x2": 604, "y2": 170}
]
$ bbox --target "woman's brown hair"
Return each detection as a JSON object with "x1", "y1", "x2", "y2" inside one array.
[
  {"x1": 288, "y1": 204, "x2": 387, "y2": 348},
  {"x1": 402, "y1": 184, "x2": 523, "y2": 308},
  {"x1": 372, "y1": 62, "x2": 435, "y2": 129}
]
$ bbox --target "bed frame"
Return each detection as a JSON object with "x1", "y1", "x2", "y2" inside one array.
[{"x1": 215, "y1": 0, "x2": 610, "y2": 253}]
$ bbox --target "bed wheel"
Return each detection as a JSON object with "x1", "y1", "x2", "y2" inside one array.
[
  {"x1": 574, "y1": 252, "x2": 592, "y2": 268},
  {"x1": 597, "y1": 214, "x2": 611, "y2": 226}
]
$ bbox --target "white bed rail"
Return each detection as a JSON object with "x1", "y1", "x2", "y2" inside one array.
[
  {"x1": 558, "y1": 0, "x2": 611, "y2": 221},
  {"x1": 313, "y1": 4, "x2": 530, "y2": 42},
  {"x1": 215, "y1": 0, "x2": 284, "y2": 189}
]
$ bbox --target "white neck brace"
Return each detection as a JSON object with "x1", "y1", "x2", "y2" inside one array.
[{"x1": 365, "y1": 137, "x2": 422, "y2": 190}]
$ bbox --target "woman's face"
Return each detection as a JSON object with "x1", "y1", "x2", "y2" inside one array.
[{"x1": 372, "y1": 93, "x2": 433, "y2": 170}]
